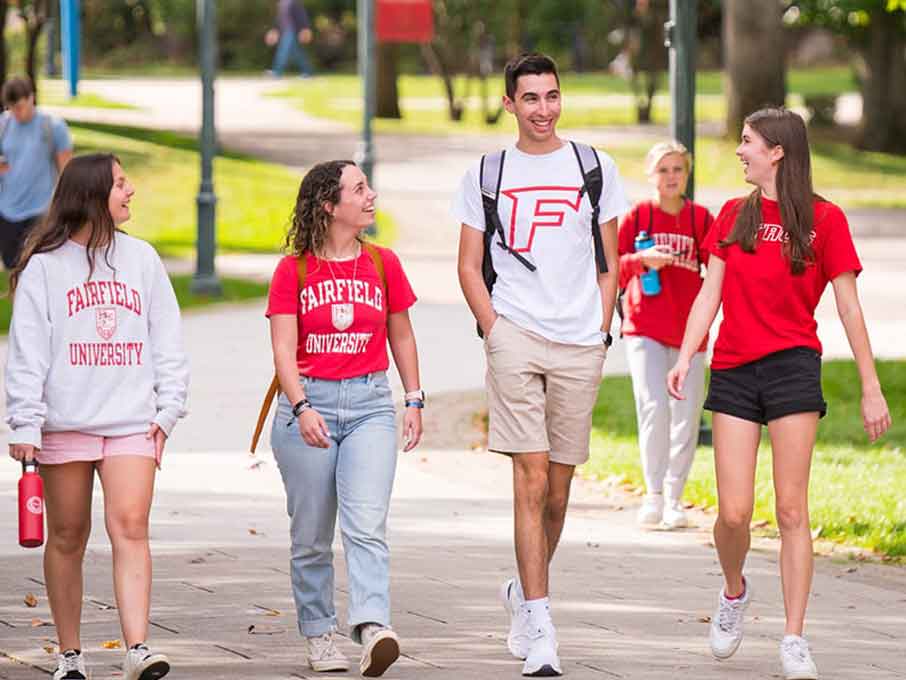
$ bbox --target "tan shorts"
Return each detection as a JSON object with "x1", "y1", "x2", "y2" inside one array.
[{"x1": 484, "y1": 316, "x2": 606, "y2": 466}]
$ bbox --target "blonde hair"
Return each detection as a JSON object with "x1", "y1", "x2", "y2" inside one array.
[{"x1": 645, "y1": 140, "x2": 692, "y2": 177}]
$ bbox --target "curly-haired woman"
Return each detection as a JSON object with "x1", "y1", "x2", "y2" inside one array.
[{"x1": 267, "y1": 160, "x2": 423, "y2": 677}]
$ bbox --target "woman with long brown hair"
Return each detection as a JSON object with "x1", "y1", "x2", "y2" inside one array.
[
  {"x1": 666, "y1": 108, "x2": 891, "y2": 679},
  {"x1": 267, "y1": 160, "x2": 423, "y2": 676},
  {"x1": 5, "y1": 153, "x2": 189, "y2": 680}
]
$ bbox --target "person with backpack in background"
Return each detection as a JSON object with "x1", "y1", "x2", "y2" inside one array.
[
  {"x1": 266, "y1": 160, "x2": 423, "y2": 677},
  {"x1": 667, "y1": 108, "x2": 891, "y2": 680},
  {"x1": 617, "y1": 141, "x2": 714, "y2": 530},
  {"x1": 5, "y1": 153, "x2": 189, "y2": 680},
  {"x1": 0, "y1": 76, "x2": 73, "y2": 269},
  {"x1": 454, "y1": 53, "x2": 628, "y2": 677},
  {"x1": 265, "y1": 0, "x2": 314, "y2": 78}
]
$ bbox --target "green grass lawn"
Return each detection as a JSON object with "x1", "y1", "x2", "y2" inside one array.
[
  {"x1": 581, "y1": 360, "x2": 906, "y2": 558},
  {"x1": 0, "y1": 271, "x2": 268, "y2": 335},
  {"x1": 68, "y1": 122, "x2": 395, "y2": 256},
  {"x1": 40, "y1": 80, "x2": 137, "y2": 110},
  {"x1": 272, "y1": 67, "x2": 855, "y2": 133}
]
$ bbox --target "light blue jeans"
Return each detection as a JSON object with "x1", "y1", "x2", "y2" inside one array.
[
  {"x1": 271, "y1": 372, "x2": 397, "y2": 641},
  {"x1": 272, "y1": 30, "x2": 313, "y2": 77}
]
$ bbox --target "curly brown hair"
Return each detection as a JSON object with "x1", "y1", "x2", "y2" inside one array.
[{"x1": 284, "y1": 160, "x2": 357, "y2": 256}]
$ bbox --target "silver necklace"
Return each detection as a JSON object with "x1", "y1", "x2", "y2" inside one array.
[{"x1": 323, "y1": 243, "x2": 360, "y2": 332}]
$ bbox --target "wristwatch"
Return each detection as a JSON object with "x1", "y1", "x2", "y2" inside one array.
[
  {"x1": 602, "y1": 332, "x2": 614, "y2": 348},
  {"x1": 292, "y1": 399, "x2": 312, "y2": 417},
  {"x1": 404, "y1": 389, "x2": 425, "y2": 409}
]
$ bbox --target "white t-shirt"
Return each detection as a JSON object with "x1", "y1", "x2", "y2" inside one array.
[{"x1": 452, "y1": 141, "x2": 629, "y2": 345}]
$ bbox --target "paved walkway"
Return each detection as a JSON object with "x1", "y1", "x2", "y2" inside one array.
[{"x1": 1, "y1": 77, "x2": 903, "y2": 679}]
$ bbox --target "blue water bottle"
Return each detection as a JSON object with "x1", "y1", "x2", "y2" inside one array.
[{"x1": 634, "y1": 230, "x2": 661, "y2": 296}]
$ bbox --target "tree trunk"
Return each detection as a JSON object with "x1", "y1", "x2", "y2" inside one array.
[
  {"x1": 0, "y1": 0, "x2": 9, "y2": 90},
  {"x1": 723, "y1": 0, "x2": 786, "y2": 139},
  {"x1": 857, "y1": 8, "x2": 906, "y2": 154},
  {"x1": 376, "y1": 42, "x2": 401, "y2": 119},
  {"x1": 26, "y1": 21, "x2": 47, "y2": 93},
  {"x1": 420, "y1": 42, "x2": 463, "y2": 121}
]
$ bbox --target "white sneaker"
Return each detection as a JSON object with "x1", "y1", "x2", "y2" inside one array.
[
  {"x1": 637, "y1": 493, "x2": 664, "y2": 525},
  {"x1": 53, "y1": 650, "x2": 86, "y2": 680},
  {"x1": 662, "y1": 498, "x2": 688, "y2": 529},
  {"x1": 306, "y1": 631, "x2": 350, "y2": 672},
  {"x1": 123, "y1": 643, "x2": 170, "y2": 680},
  {"x1": 359, "y1": 623, "x2": 400, "y2": 677},
  {"x1": 709, "y1": 580, "x2": 751, "y2": 660},
  {"x1": 522, "y1": 621, "x2": 562, "y2": 677},
  {"x1": 500, "y1": 577, "x2": 531, "y2": 659},
  {"x1": 780, "y1": 635, "x2": 819, "y2": 679}
]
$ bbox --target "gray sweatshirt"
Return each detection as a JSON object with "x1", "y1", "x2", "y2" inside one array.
[{"x1": 5, "y1": 233, "x2": 189, "y2": 447}]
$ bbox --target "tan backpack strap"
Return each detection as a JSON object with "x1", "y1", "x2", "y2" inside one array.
[
  {"x1": 250, "y1": 375, "x2": 280, "y2": 453},
  {"x1": 250, "y1": 254, "x2": 308, "y2": 454},
  {"x1": 362, "y1": 242, "x2": 387, "y2": 314}
]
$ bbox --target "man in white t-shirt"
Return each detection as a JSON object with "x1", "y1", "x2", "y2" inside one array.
[{"x1": 453, "y1": 53, "x2": 628, "y2": 677}]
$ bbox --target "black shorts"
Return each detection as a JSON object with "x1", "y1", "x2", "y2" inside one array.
[{"x1": 704, "y1": 347, "x2": 827, "y2": 425}]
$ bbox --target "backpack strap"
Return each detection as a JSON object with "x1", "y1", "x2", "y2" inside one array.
[
  {"x1": 480, "y1": 150, "x2": 536, "y2": 275},
  {"x1": 41, "y1": 113, "x2": 56, "y2": 164},
  {"x1": 362, "y1": 242, "x2": 388, "y2": 315},
  {"x1": 250, "y1": 253, "x2": 311, "y2": 454},
  {"x1": 0, "y1": 113, "x2": 9, "y2": 150},
  {"x1": 569, "y1": 141, "x2": 608, "y2": 274}
]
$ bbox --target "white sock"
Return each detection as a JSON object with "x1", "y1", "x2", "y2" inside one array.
[
  {"x1": 522, "y1": 597, "x2": 551, "y2": 629},
  {"x1": 514, "y1": 576, "x2": 525, "y2": 601}
]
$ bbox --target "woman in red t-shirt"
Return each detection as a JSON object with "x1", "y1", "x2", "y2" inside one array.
[
  {"x1": 618, "y1": 140, "x2": 714, "y2": 530},
  {"x1": 667, "y1": 108, "x2": 891, "y2": 680},
  {"x1": 267, "y1": 160, "x2": 423, "y2": 677}
]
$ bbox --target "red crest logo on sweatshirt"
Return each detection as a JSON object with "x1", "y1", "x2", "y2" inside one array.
[{"x1": 96, "y1": 307, "x2": 117, "y2": 340}]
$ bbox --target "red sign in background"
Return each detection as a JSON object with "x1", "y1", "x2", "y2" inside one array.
[{"x1": 376, "y1": 0, "x2": 434, "y2": 44}]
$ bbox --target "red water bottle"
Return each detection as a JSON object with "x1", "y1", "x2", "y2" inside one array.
[{"x1": 18, "y1": 460, "x2": 44, "y2": 548}]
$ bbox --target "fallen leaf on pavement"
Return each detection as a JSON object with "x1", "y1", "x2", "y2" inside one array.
[
  {"x1": 24, "y1": 592, "x2": 38, "y2": 607},
  {"x1": 43, "y1": 644, "x2": 55, "y2": 654},
  {"x1": 101, "y1": 640, "x2": 122, "y2": 649},
  {"x1": 698, "y1": 616, "x2": 711, "y2": 623},
  {"x1": 31, "y1": 618, "x2": 49, "y2": 627},
  {"x1": 248, "y1": 528, "x2": 259, "y2": 535}
]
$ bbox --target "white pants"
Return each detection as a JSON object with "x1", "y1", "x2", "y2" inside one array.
[{"x1": 624, "y1": 335, "x2": 706, "y2": 500}]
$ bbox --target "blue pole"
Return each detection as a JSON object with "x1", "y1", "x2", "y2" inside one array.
[{"x1": 60, "y1": 0, "x2": 80, "y2": 98}]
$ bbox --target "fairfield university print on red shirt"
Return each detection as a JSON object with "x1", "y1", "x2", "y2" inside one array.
[
  {"x1": 266, "y1": 246, "x2": 416, "y2": 380},
  {"x1": 66, "y1": 279, "x2": 146, "y2": 367},
  {"x1": 705, "y1": 196, "x2": 862, "y2": 370}
]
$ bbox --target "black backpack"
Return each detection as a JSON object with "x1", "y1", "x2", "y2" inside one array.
[{"x1": 477, "y1": 141, "x2": 607, "y2": 337}]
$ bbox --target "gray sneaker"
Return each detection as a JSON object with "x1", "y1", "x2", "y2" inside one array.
[
  {"x1": 359, "y1": 623, "x2": 400, "y2": 677},
  {"x1": 500, "y1": 577, "x2": 531, "y2": 659},
  {"x1": 123, "y1": 643, "x2": 170, "y2": 680},
  {"x1": 306, "y1": 630, "x2": 350, "y2": 672},
  {"x1": 709, "y1": 581, "x2": 751, "y2": 660},
  {"x1": 53, "y1": 650, "x2": 86, "y2": 680},
  {"x1": 780, "y1": 635, "x2": 818, "y2": 679}
]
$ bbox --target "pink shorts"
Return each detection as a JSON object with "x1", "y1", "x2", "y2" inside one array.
[{"x1": 38, "y1": 431, "x2": 155, "y2": 465}]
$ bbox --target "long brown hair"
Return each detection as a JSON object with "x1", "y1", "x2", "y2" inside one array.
[
  {"x1": 284, "y1": 160, "x2": 356, "y2": 256},
  {"x1": 719, "y1": 108, "x2": 818, "y2": 274},
  {"x1": 10, "y1": 153, "x2": 121, "y2": 295}
]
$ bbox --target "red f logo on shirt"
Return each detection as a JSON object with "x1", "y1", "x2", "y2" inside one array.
[{"x1": 500, "y1": 186, "x2": 583, "y2": 252}]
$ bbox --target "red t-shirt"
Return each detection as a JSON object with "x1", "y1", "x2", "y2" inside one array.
[
  {"x1": 266, "y1": 246, "x2": 417, "y2": 379},
  {"x1": 618, "y1": 200, "x2": 714, "y2": 350},
  {"x1": 706, "y1": 196, "x2": 862, "y2": 370}
]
